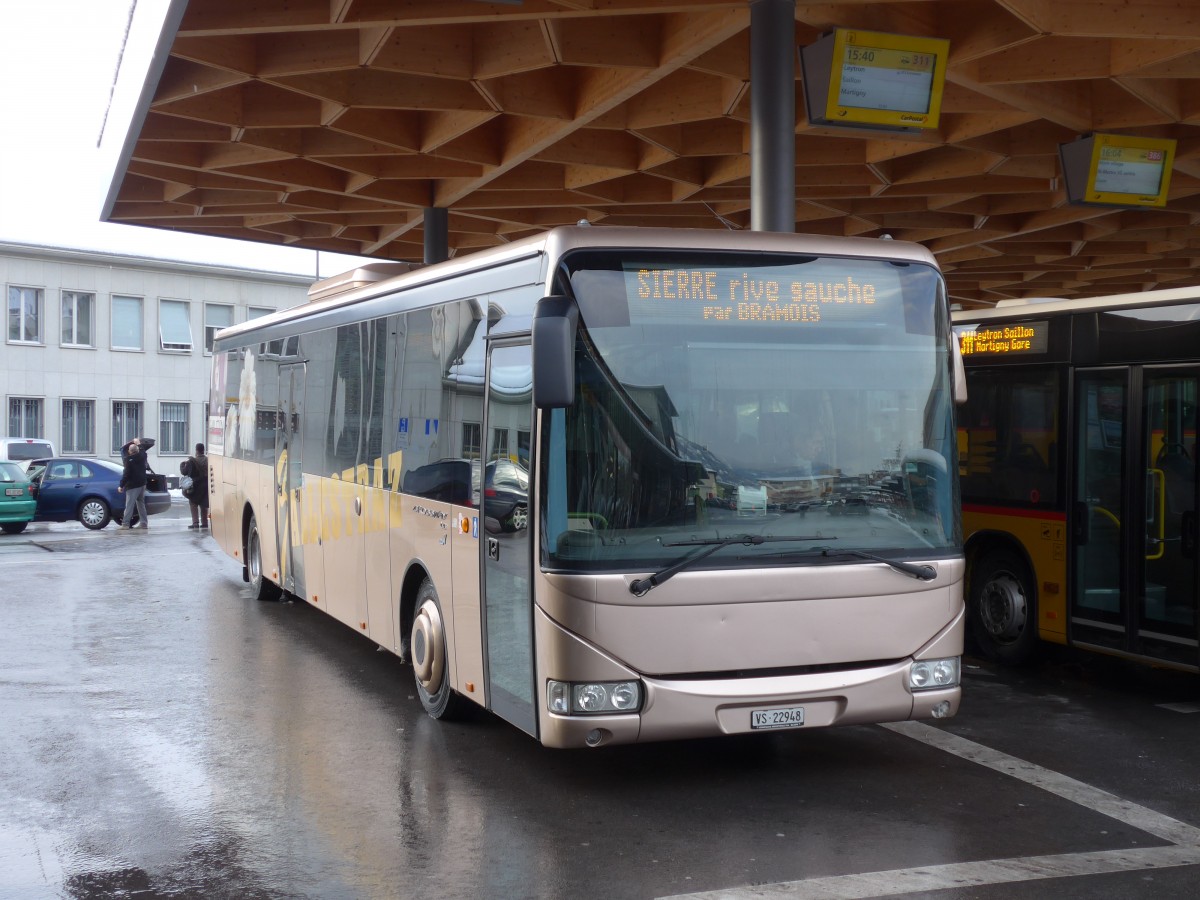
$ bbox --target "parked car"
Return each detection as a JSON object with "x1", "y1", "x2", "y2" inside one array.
[
  {"x1": 0, "y1": 437, "x2": 57, "y2": 471},
  {"x1": 481, "y1": 458, "x2": 529, "y2": 532},
  {"x1": 25, "y1": 457, "x2": 172, "y2": 530},
  {"x1": 0, "y1": 461, "x2": 37, "y2": 534},
  {"x1": 403, "y1": 457, "x2": 529, "y2": 532}
]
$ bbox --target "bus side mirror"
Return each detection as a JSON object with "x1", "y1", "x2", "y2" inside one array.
[
  {"x1": 952, "y1": 337, "x2": 968, "y2": 405},
  {"x1": 532, "y1": 295, "x2": 578, "y2": 409}
]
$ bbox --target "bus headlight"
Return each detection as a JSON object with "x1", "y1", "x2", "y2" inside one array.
[
  {"x1": 909, "y1": 657, "x2": 960, "y2": 691},
  {"x1": 547, "y1": 680, "x2": 642, "y2": 715}
]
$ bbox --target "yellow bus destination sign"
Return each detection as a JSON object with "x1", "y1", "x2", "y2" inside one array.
[{"x1": 957, "y1": 321, "x2": 1050, "y2": 357}]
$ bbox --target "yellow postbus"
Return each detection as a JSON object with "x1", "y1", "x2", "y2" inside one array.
[
  {"x1": 955, "y1": 288, "x2": 1200, "y2": 671},
  {"x1": 206, "y1": 225, "x2": 965, "y2": 748}
]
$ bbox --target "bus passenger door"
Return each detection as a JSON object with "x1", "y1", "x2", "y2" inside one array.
[
  {"x1": 276, "y1": 363, "x2": 306, "y2": 596},
  {"x1": 1072, "y1": 371, "x2": 1128, "y2": 653},
  {"x1": 1138, "y1": 369, "x2": 1199, "y2": 668},
  {"x1": 482, "y1": 342, "x2": 536, "y2": 736},
  {"x1": 1073, "y1": 368, "x2": 1200, "y2": 669}
]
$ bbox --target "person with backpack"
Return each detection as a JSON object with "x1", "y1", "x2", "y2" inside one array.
[{"x1": 181, "y1": 443, "x2": 210, "y2": 529}]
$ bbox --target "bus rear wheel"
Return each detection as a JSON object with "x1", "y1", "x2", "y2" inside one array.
[
  {"x1": 970, "y1": 548, "x2": 1037, "y2": 664},
  {"x1": 411, "y1": 579, "x2": 468, "y2": 720},
  {"x1": 247, "y1": 514, "x2": 281, "y2": 602}
]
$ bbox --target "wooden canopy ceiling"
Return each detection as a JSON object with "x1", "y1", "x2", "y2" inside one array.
[{"x1": 106, "y1": 0, "x2": 1200, "y2": 307}]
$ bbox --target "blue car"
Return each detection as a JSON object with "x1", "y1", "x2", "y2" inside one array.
[{"x1": 26, "y1": 457, "x2": 172, "y2": 530}]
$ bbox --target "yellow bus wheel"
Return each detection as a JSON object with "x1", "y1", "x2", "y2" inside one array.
[{"x1": 970, "y1": 549, "x2": 1037, "y2": 665}]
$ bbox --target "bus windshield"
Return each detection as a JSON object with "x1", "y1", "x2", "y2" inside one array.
[{"x1": 542, "y1": 249, "x2": 959, "y2": 572}]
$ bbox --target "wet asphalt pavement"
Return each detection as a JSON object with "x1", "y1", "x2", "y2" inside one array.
[{"x1": 2, "y1": 503, "x2": 1200, "y2": 900}]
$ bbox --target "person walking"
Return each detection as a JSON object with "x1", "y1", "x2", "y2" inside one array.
[
  {"x1": 118, "y1": 437, "x2": 150, "y2": 530},
  {"x1": 183, "y1": 442, "x2": 210, "y2": 529}
]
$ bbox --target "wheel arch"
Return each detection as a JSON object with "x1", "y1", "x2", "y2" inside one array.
[
  {"x1": 240, "y1": 502, "x2": 257, "y2": 581},
  {"x1": 396, "y1": 562, "x2": 432, "y2": 664},
  {"x1": 964, "y1": 528, "x2": 1037, "y2": 606}
]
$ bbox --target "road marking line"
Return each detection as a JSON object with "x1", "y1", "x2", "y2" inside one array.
[
  {"x1": 883, "y1": 721, "x2": 1200, "y2": 846},
  {"x1": 660, "y1": 845, "x2": 1200, "y2": 899},
  {"x1": 1157, "y1": 702, "x2": 1200, "y2": 714},
  {"x1": 658, "y1": 721, "x2": 1200, "y2": 900}
]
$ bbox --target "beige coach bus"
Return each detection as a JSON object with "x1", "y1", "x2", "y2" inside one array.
[{"x1": 206, "y1": 225, "x2": 965, "y2": 748}]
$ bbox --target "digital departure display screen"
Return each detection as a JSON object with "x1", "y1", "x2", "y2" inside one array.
[
  {"x1": 838, "y1": 44, "x2": 936, "y2": 114},
  {"x1": 800, "y1": 29, "x2": 949, "y2": 131},
  {"x1": 1060, "y1": 133, "x2": 1176, "y2": 208},
  {"x1": 957, "y1": 321, "x2": 1050, "y2": 357}
]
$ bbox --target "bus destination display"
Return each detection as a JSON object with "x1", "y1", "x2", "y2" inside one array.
[
  {"x1": 626, "y1": 264, "x2": 901, "y2": 326},
  {"x1": 957, "y1": 321, "x2": 1049, "y2": 357}
]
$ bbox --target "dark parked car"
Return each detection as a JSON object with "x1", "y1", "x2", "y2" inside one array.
[
  {"x1": 482, "y1": 458, "x2": 529, "y2": 532},
  {"x1": 26, "y1": 457, "x2": 172, "y2": 530},
  {"x1": 403, "y1": 457, "x2": 528, "y2": 532}
]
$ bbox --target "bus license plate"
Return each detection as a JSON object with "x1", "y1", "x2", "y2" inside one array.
[{"x1": 751, "y1": 706, "x2": 805, "y2": 729}]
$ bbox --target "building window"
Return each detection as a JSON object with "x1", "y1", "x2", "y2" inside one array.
[
  {"x1": 7, "y1": 285, "x2": 43, "y2": 343},
  {"x1": 491, "y1": 427, "x2": 509, "y2": 460},
  {"x1": 61, "y1": 291, "x2": 95, "y2": 347},
  {"x1": 160, "y1": 402, "x2": 189, "y2": 453},
  {"x1": 111, "y1": 401, "x2": 142, "y2": 453},
  {"x1": 8, "y1": 397, "x2": 44, "y2": 437},
  {"x1": 159, "y1": 299, "x2": 193, "y2": 352},
  {"x1": 62, "y1": 399, "x2": 95, "y2": 454},
  {"x1": 204, "y1": 303, "x2": 234, "y2": 353},
  {"x1": 112, "y1": 295, "x2": 143, "y2": 350},
  {"x1": 462, "y1": 422, "x2": 481, "y2": 459},
  {"x1": 247, "y1": 306, "x2": 274, "y2": 320}
]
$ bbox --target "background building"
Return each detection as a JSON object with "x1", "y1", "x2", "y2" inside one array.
[{"x1": 2, "y1": 241, "x2": 313, "y2": 474}]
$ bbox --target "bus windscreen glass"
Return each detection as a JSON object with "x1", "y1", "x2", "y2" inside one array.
[{"x1": 543, "y1": 251, "x2": 958, "y2": 572}]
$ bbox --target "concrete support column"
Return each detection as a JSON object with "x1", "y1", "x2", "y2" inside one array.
[
  {"x1": 750, "y1": 0, "x2": 796, "y2": 233},
  {"x1": 424, "y1": 207, "x2": 448, "y2": 264}
]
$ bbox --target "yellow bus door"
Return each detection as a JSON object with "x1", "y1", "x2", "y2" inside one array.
[
  {"x1": 1138, "y1": 369, "x2": 1199, "y2": 668},
  {"x1": 1072, "y1": 368, "x2": 1199, "y2": 668}
]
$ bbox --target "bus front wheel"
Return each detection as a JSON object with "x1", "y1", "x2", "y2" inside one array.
[
  {"x1": 969, "y1": 549, "x2": 1037, "y2": 665},
  {"x1": 411, "y1": 579, "x2": 468, "y2": 720},
  {"x1": 247, "y1": 514, "x2": 281, "y2": 602}
]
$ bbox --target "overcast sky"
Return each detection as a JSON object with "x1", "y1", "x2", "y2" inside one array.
[{"x1": 0, "y1": 1, "x2": 373, "y2": 278}]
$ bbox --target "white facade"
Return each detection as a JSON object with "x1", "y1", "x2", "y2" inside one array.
[{"x1": 2, "y1": 241, "x2": 313, "y2": 474}]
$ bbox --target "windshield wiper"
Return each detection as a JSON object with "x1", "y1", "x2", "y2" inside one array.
[
  {"x1": 751, "y1": 547, "x2": 937, "y2": 580},
  {"x1": 809, "y1": 547, "x2": 937, "y2": 581},
  {"x1": 629, "y1": 534, "x2": 829, "y2": 596}
]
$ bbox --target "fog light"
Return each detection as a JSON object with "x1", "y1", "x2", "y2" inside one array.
[
  {"x1": 931, "y1": 700, "x2": 952, "y2": 719},
  {"x1": 909, "y1": 657, "x2": 960, "y2": 691}
]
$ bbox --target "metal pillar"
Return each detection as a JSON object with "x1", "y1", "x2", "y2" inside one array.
[
  {"x1": 424, "y1": 207, "x2": 448, "y2": 264},
  {"x1": 750, "y1": 0, "x2": 796, "y2": 233}
]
